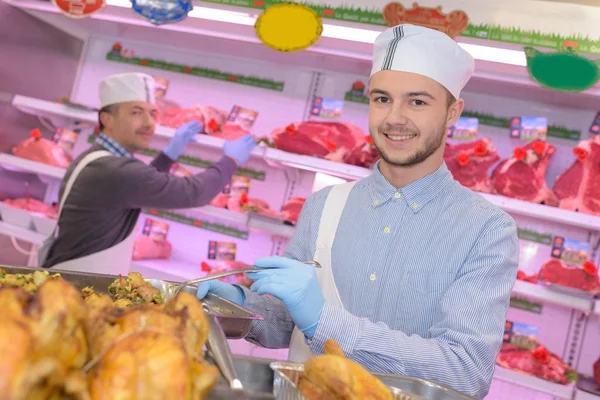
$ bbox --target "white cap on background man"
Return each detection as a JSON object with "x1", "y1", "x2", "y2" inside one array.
[{"x1": 99, "y1": 72, "x2": 156, "y2": 108}]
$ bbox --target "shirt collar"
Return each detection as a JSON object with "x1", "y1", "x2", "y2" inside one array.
[
  {"x1": 367, "y1": 161, "x2": 454, "y2": 213},
  {"x1": 95, "y1": 133, "x2": 133, "y2": 158}
]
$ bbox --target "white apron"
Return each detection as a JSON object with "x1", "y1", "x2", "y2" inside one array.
[
  {"x1": 37, "y1": 150, "x2": 133, "y2": 275},
  {"x1": 288, "y1": 181, "x2": 356, "y2": 362}
]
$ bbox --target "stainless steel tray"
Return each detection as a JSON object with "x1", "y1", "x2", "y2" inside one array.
[
  {"x1": 539, "y1": 281, "x2": 598, "y2": 300},
  {"x1": 0, "y1": 265, "x2": 262, "y2": 339},
  {"x1": 270, "y1": 362, "x2": 426, "y2": 400}
]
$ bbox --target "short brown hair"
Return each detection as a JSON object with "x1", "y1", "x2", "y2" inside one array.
[{"x1": 98, "y1": 104, "x2": 119, "y2": 132}]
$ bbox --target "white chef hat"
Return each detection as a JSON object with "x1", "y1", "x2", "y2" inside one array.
[
  {"x1": 370, "y1": 24, "x2": 474, "y2": 99},
  {"x1": 99, "y1": 72, "x2": 156, "y2": 108}
]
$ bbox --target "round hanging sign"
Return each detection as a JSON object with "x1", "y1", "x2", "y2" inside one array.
[
  {"x1": 52, "y1": 0, "x2": 105, "y2": 18},
  {"x1": 255, "y1": 3, "x2": 323, "y2": 52},
  {"x1": 132, "y1": 0, "x2": 192, "y2": 25}
]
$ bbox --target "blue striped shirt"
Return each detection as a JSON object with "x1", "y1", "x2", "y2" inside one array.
[
  {"x1": 95, "y1": 133, "x2": 132, "y2": 158},
  {"x1": 242, "y1": 162, "x2": 519, "y2": 399}
]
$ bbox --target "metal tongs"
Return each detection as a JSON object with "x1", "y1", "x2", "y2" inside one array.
[{"x1": 161, "y1": 260, "x2": 322, "y2": 301}]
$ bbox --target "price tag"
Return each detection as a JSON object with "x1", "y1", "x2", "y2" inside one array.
[
  {"x1": 589, "y1": 111, "x2": 600, "y2": 136},
  {"x1": 510, "y1": 116, "x2": 548, "y2": 141},
  {"x1": 207, "y1": 241, "x2": 237, "y2": 261},
  {"x1": 551, "y1": 236, "x2": 590, "y2": 266},
  {"x1": 141, "y1": 218, "x2": 169, "y2": 241},
  {"x1": 447, "y1": 117, "x2": 478, "y2": 141},
  {"x1": 227, "y1": 106, "x2": 259, "y2": 130},
  {"x1": 503, "y1": 321, "x2": 539, "y2": 349},
  {"x1": 310, "y1": 97, "x2": 344, "y2": 120}
]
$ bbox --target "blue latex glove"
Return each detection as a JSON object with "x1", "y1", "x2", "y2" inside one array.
[
  {"x1": 223, "y1": 134, "x2": 256, "y2": 165},
  {"x1": 164, "y1": 121, "x2": 203, "y2": 160},
  {"x1": 247, "y1": 256, "x2": 324, "y2": 338},
  {"x1": 196, "y1": 279, "x2": 245, "y2": 306}
]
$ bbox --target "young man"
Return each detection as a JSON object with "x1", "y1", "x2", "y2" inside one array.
[
  {"x1": 40, "y1": 72, "x2": 256, "y2": 273},
  {"x1": 198, "y1": 25, "x2": 519, "y2": 399}
]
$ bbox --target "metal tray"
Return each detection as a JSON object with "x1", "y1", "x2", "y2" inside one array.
[
  {"x1": 540, "y1": 281, "x2": 598, "y2": 300},
  {"x1": 271, "y1": 362, "x2": 426, "y2": 400},
  {"x1": 0, "y1": 265, "x2": 262, "y2": 339}
]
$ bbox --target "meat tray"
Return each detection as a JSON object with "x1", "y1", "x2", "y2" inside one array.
[
  {"x1": 0, "y1": 265, "x2": 263, "y2": 339},
  {"x1": 270, "y1": 361, "x2": 474, "y2": 400}
]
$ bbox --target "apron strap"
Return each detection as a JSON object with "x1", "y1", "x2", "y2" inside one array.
[{"x1": 315, "y1": 181, "x2": 356, "y2": 250}]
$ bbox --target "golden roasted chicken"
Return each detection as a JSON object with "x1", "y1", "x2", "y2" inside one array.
[
  {"x1": 298, "y1": 339, "x2": 393, "y2": 400},
  {"x1": 0, "y1": 270, "x2": 219, "y2": 400}
]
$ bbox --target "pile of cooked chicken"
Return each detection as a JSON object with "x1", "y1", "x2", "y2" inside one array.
[{"x1": 0, "y1": 269, "x2": 219, "y2": 400}]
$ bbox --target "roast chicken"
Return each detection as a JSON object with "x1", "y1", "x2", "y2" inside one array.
[
  {"x1": 298, "y1": 339, "x2": 393, "y2": 400},
  {"x1": 0, "y1": 271, "x2": 219, "y2": 400}
]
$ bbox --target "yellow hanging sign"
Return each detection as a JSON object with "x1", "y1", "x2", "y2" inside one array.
[{"x1": 255, "y1": 3, "x2": 323, "y2": 52}]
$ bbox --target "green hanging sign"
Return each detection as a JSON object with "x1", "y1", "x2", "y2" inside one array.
[{"x1": 524, "y1": 46, "x2": 600, "y2": 92}]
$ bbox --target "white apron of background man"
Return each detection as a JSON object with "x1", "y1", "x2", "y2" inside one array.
[
  {"x1": 37, "y1": 150, "x2": 133, "y2": 275},
  {"x1": 288, "y1": 181, "x2": 356, "y2": 362}
]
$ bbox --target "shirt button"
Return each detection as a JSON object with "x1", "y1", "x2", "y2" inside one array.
[
  {"x1": 412, "y1": 202, "x2": 419, "y2": 209},
  {"x1": 383, "y1": 226, "x2": 391, "y2": 234},
  {"x1": 373, "y1": 200, "x2": 380, "y2": 206},
  {"x1": 394, "y1": 192, "x2": 401, "y2": 199},
  {"x1": 370, "y1": 273, "x2": 377, "y2": 282}
]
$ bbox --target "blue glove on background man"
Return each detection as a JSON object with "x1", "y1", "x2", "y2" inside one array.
[
  {"x1": 247, "y1": 256, "x2": 324, "y2": 339},
  {"x1": 196, "y1": 279, "x2": 246, "y2": 305},
  {"x1": 164, "y1": 120, "x2": 203, "y2": 160},
  {"x1": 224, "y1": 135, "x2": 256, "y2": 165}
]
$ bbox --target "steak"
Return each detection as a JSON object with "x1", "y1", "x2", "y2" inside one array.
[
  {"x1": 3, "y1": 198, "x2": 58, "y2": 219},
  {"x1": 516, "y1": 270, "x2": 539, "y2": 284},
  {"x1": 270, "y1": 121, "x2": 373, "y2": 167},
  {"x1": 12, "y1": 137, "x2": 73, "y2": 168},
  {"x1": 204, "y1": 260, "x2": 252, "y2": 287},
  {"x1": 538, "y1": 258, "x2": 599, "y2": 293},
  {"x1": 281, "y1": 197, "x2": 306, "y2": 225},
  {"x1": 553, "y1": 136, "x2": 600, "y2": 215},
  {"x1": 443, "y1": 138, "x2": 500, "y2": 193},
  {"x1": 131, "y1": 235, "x2": 172, "y2": 261},
  {"x1": 491, "y1": 141, "x2": 559, "y2": 205},
  {"x1": 497, "y1": 343, "x2": 576, "y2": 385}
]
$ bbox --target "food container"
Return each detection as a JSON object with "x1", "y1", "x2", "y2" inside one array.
[
  {"x1": 0, "y1": 265, "x2": 263, "y2": 339},
  {"x1": 270, "y1": 361, "x2": 426, "y2": 400},
  {"x1": 31, "y1": 213, "x2": 57, "y2": 235},
  {"x1": 0, "y1": 202, "x2": 34, "y2": 229}
]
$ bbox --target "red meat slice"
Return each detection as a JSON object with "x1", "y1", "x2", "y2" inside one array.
[
  {"x1": 207, "y1": 260, "x2": 252, "y2": 287},
  {"x1": 131, "y1": 235, "x2": 172, "y2": 261},
  {"x1": 491, "y1": 141, "x2": 559, "y2": 205},
  {"x1": 538, "y1": 258, "x2": 599, "y2": 293},
  {"x1": 281, "y1": 197, "x2": 306, "y2": 225},
  {"x1": 12, "y1": 137, "x2": 73, "y2": 168},
  {"x1": 210, "y1": 193, "x2": 230, "y2": 209},
  {"x1": 443, "y1": 138, "x2": 500, "y2": 193},
  {"x1": 516, "y1": 270, "x2": 539, "y2": 284},
  {"x1": 553, "y1": 137, "x2": 600, "y2": 215},
  {"x1": 3, "y1": 198, "x2": 58, "y2": 219}
]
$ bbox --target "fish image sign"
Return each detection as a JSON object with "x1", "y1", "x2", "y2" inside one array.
[
  {"x1": 52, "y1": 0, "x2": 105, "y2": 18},
  {"x1": 525, "y1": 46, "x2": 600, "y2": 92}
]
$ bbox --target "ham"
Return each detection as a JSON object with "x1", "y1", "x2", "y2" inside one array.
[
  {"x1": 3, "y1": 198, "x2": 58, "y2": 219},
  {"x1": 12, "y1": 137, "x2": 73, "y2": 168},
  {"x1": 281, "y1": 197, "x2": 306, "y2": 225},
  {"x1": 131, "y1": 235, "x2": 172, "y2": 261}
]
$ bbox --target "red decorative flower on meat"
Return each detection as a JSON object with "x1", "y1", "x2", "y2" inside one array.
[
  {"x1": 285, "y1": 124, "x2": 297, "y2": 135},
  {"x1": 583, "y1": 261, "x2": 598, "y2": 276},
  {"x1": 473, "y1": 141, "x2": 488, "y2": 156},
  {"x1": 532, "y1": 346, "x2": 550, "y2": 364},
  {"x1": 532, "y1": 141, "x2": 546, "y2": 156},
  {"x1": 239, "y1": 193, "x2": 249, "y2": 206},
  {"x1": 573, "y1": 147, "x2": 588, "y2": 162},
  {"x1": 207, "y1": 119, "x2": 220, "y2": 132},
  {"x1": 513, "y1": 147, "x2": 527, "y2": 161},
  {"x1": 326, "y1": 141, "x2": 338, "y2": 152},
  {"x1": 30, "y1": 128, "x2": 42, "y2": 140},
  {"x1": 456, "y1": 152, "x2": 470, "y2": 166},
  {"x1": 200, "y1": 261, "x2": 211, "y2": 272},
  {"x1": 365, "y1": 136, "x2": 373, "y2": 145}
]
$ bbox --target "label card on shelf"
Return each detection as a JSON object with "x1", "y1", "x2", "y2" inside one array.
[
  {"x1": 551, "y1": 236, "x2": 590, "y2": 266},
  {"x1": 227, "y1": 105, "x2": 259, "y2": 130},
  {"x1": 207, "y1": 240, "x2": 237, "y2": 261},
  {"x1": 509, "y1": 297, "x2": 544, "y2": 314},
  {"x1": 510, "y1": 116, "x2": 548, "y2": 141},
  {"x1": 310, "y1": 97, "x2": 344, "y2": 120},
  {"x1": 589, "y1": 111, "x2": 600, "y2": 135},
  {"x1": 141, "y1": 218, "x2": 169, "y2": 241},
  {"x1": 447, "y1": 117, "x2": 478, "y2": 141},
  {"x1": 504, "y1": 320, "x2": 539, "y2": 349}
]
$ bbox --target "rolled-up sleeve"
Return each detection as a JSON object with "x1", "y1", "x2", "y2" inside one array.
[{"x1": 308, "y1": 213, "x2": 519, "y2": 399}]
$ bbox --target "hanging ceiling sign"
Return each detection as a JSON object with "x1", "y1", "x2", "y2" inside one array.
[
  {"x1": 382, "y1": 2, "x2": 469, "y2": 39},
  {"x1": 52, "y1": 0, "x2": 105, "y2": 18},
  {"x1": 255, "y1": 3, "x2": 323, "y2": 52},
  {"x1": 131, "y1": 0, "x2": 192, "y2": 25},
  {"x1": 524, "y1": 47, "x2": 600, "y2": 92}
]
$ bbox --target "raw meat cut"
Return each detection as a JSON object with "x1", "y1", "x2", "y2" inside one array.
[
  {"x1": 131, "y1": 235, "x2": 172, "y2": 261},
  {"x1": 3, "y1": 198, "x2": 58, "y2": 219},
  {"x1": 553, "y1": 136, "x2": 600, "y2": 215},
  {"x1": 203, "y1": 260, "x2": 252, "y2": 287},
  {"x1": 491, "y1": 141, "x2": 559, "y2": 205},
  {"x1": 516, "y1": 270, "x2": 539, "y2": 284},
  {"x1": 497, "y1": 342, "x2": 577, "y2": 385},
  {"x1": 594, "y1": 356, "x2": 600, "y2": 385},
  {"x1": 12, "y1": 137, "x2": 73, "y2": 168},
  {"x1": 270, "y1": 121, "x2": 375, "y2": 167},
  {"x1": 282, "y1": 197, "x2": 306, "y2": 225},
  {"x1": 209, "y1": 193, "x2": 230, "y2": 208},
  {"x1": 343, "y1": 141, "x2": 380, "y2": 168},
  {"x1": 157, "y1": 104, "x2": 250, "y2": 140},
  {"x1": 443, "y1": 138, "x2": 500, "y2": 193},
  {"x1": 538, "y1": 258, "x2": 599, "y2": 293},
  {"x1": 210, "y1": 193, "x2": 283, "y2": 219}
]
